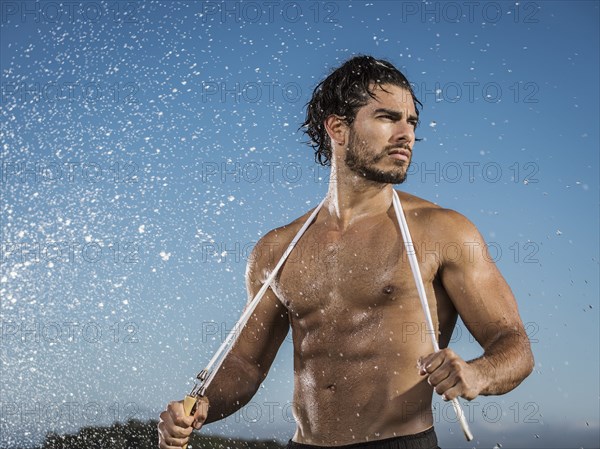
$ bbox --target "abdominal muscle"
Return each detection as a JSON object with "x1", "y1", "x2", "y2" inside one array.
[
  {"x1": 289, "y1": 303, "x2": 436, "y2": 445},
  {"x1": 270, "y1": 206, "x2": 449, "y2": 444}
]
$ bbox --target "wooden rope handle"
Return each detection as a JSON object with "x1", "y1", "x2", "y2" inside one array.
[{"x1": 182, "y1": 395, "x2": 197, "y2": 449}]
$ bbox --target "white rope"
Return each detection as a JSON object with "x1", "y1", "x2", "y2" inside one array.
[
  {"x1": 199, "y1": 198, "x2": 326, "y2": 393},
  {"x1": 392, "y1": 190, "x2": 473, "y2": 441},
  {"x1": 196, "y1": 191, "x2": 473, "y2": 441}
]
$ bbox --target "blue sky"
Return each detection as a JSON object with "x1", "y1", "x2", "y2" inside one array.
[{"x1": 1, "y1": 1, "x2": 598, "y2": 448}]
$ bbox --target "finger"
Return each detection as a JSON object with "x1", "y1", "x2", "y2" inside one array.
[
  {"x1": 157, "y1": 421, "x2": 190, "y2": 449},
  {"x1": 161, "y1": 433, "x2": 190, "y2": 448},
  {"x1": 432, "y1": 372, "x2": 458, "y2": 397},
  {"x1": 417, "y1": 355, "x2": 428, "y2": 368},
  {"x1": 420, "y1": 352, "x2": 445, "y2": 375},
  {"x1": 418, "y1": 354, "x2": 434, "y2": 375},
  {"x1": 159, "y1": 440, "x2": 185, "y2": 449},
  {"x1": 158, "y1": 432, "x2": 189, "y2": 449},
  {"x1": 159, "y1": 410, "x2": 193, "y2": 439},
  {"x1": 427, "y1": 354, "x2": 459, "y2": 385},
  {"x1": 440, "y1": 384, "x2": 462, "y2": 401},
  {"x1": 169, "y1": 401, "x2": 195, "y2": 429},
  {"x1": 427, "y1": 363, "x2": 451, "y2": 388},
  {"x1": 193, "y1": 396, "x2": 210, "y2": 430}
]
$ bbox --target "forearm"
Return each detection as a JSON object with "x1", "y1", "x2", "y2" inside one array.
[
  {"x1": 469, "y1": 330, "x2": 534, "y2": 396},
  {"x1": 202, "y1": 353, "x2": 264, "y2": 424}
]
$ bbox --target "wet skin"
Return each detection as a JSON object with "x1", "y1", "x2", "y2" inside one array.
[
  {"x1": 157, "y1": 84, "x2": 533, "y2": 448},
  {"x1": 272, "y1": 193, "x2": 461, "y2": 443}
]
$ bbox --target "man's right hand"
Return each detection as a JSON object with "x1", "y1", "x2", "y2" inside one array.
[{"x1": 158, "y1": 397, "x2": 209, "y2": 449}]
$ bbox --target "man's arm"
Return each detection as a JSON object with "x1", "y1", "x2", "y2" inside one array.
[
  {"x1": 202, "y1": 230, "x2": 291, "y2": 422},
  {"x1": 158, "y1": 231, "x2": 290, "y2": 448},
  {"x1": 420, "y1": 209, "x2": 534, "y2": 401}
]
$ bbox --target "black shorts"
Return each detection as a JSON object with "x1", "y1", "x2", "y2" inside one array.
[{"x1": 286, "y1": 427, "x2": 440, "y2": 449}]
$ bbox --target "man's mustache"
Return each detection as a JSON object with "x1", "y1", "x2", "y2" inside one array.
[
  {"x1": 370, "y1": 143, "x2": 412, "y2": 162},
  {"x1": 385, "y1": 143, "x2": 412, "y2": 152}
]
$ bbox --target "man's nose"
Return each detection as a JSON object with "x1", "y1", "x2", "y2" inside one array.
[{"x1": 392, "y1": 120, "x2": 415, "y2": 143}]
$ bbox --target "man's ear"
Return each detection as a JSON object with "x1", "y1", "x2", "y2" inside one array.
[{"x1": 324, "y1": 115, "x2": 348, "y2": 147}]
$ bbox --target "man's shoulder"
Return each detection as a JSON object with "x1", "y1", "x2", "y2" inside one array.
[
  {"x1": 396, "y1": 189, "x2": 479, "y2": 239},
  {"x1": 248, "y1": 207, "x2": 318, "y2": 271},
  {"x1": 258, "y1": 209, "x2": 315, "y2": 246}
]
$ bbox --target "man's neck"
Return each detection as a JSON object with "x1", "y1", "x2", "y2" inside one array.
[{"x1": 323, "y1": 167, "x2": 395, "y2": 231}]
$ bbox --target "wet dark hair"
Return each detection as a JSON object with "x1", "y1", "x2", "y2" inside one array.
[{"x1": 300, "y1": 55, "x2": 423, "y2": 166}]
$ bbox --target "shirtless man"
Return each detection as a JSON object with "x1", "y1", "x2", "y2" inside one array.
[{"x1": 158, "y1": 55, "x2": 534, "y2": 449}]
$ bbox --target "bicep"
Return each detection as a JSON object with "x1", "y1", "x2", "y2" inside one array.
[
  {"x1": 226, "y1": 238, "x2": 290, "y2": 377},
  {"x1": 439, "y1": 219, "x2": 525, "y2": 349},
  {"x1": 233, "y1": 286, "x2": 289, "y2": 374}
]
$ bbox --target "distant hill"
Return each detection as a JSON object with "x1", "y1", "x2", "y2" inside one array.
[{"x1": 10, "y1": 419, "x2": 285, "y2": 449}]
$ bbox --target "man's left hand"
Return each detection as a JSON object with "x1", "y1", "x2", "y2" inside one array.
[{"x1": 418, "y1": 348, "x2": 483, "y2": 401}]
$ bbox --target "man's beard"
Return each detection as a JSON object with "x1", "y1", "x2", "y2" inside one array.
[{"x1": 344, "y1": 128, "x2": 411, "y2": 184}]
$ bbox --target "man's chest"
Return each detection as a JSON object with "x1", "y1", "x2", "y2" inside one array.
[{"x1": 272, "y1": 219, "x2": 440, "y2": 318}]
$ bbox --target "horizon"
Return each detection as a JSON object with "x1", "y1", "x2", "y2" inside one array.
[{"x1": 1, "y1": 1, "x2": 599, "y2": 448}]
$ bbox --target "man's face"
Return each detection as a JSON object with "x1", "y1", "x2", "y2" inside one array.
[{"x1": 343, "y1": 84, "x2": 418, "y2": 184}]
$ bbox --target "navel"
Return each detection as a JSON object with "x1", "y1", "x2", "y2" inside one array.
[{"x1": 382, "y1": 285, "x2": 395, "y2": 295}]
